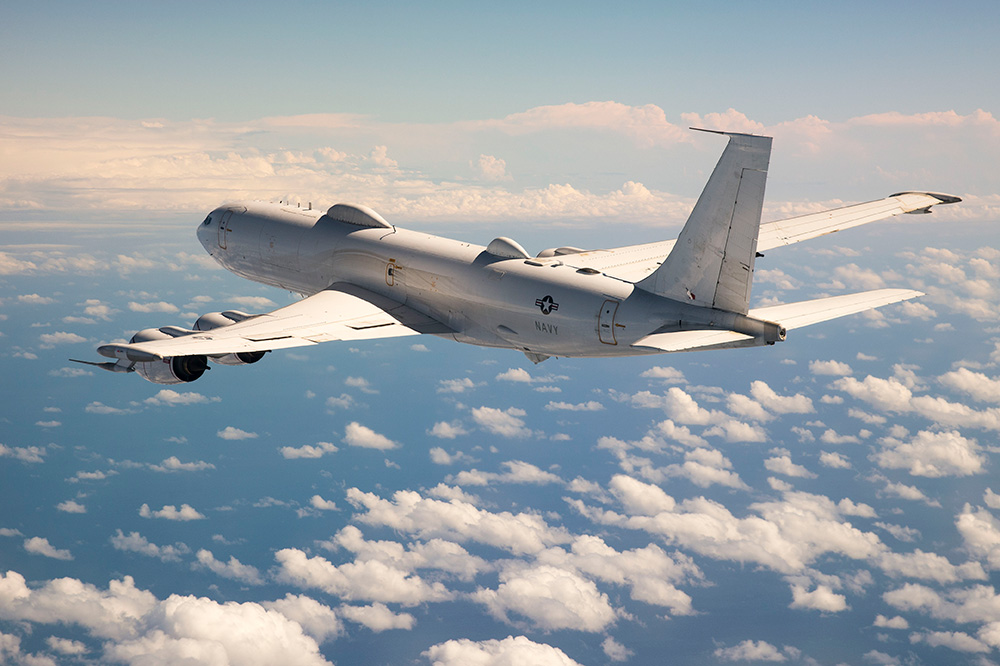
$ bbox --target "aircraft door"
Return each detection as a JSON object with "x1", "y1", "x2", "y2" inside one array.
[
  {"x1": 599, "y1": 299, "x2": 619, "y2": 345},
  {"x1": 218, "y1": 210, "x2": 233, "y2": 249}
]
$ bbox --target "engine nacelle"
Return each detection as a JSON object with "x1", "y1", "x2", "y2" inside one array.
[
  {"x1": 129, "y1": 327, "x2": 209, "y2": 384},
  {"x1": 210, "y1": 351, "x2": 266, "y2": 366},
  {"x1": 134, "y1": 355, "x2": 209, "y2": 384},
  {"x1": 192, "y1": 311, "x2": 265, "y2": 366}
]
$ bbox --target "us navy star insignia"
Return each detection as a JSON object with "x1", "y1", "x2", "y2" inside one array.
[{"x1": 535, "y1": 295, "x2": 559, "y2": 315}]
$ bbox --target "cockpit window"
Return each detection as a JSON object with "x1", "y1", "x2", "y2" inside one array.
[{"x1": 203, "y1": 215, "x2": 213, "y2": 226}]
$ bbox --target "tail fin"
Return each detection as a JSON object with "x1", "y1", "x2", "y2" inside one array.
[{"x1": 637, "y1": 129, "x2": 772, "y2": 314}]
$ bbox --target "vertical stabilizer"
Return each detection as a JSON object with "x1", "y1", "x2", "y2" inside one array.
[{"x1": 637, "y1": 129, "x2": 771, "y2": 314}]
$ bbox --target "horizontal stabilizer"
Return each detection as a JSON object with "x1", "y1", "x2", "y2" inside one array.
[
  {"x1": 632, "y1": 288, "x2": 921, "y2": 354},
  {"x1": 748, "y1": 288, "x2": 923, "y2": 330}
]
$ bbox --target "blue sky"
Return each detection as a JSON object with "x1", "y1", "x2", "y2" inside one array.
[{"x1": 3, "y1": 3, "x2": 1000, "y2": 666}]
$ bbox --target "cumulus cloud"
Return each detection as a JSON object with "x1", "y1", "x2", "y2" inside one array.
[
  {"x1": 110, "y1": 530, "x2": 189, "y2": 562},
  {"x1": 451, "y1": 460, "x2": 562, "y2": 487},
  {"x1": 217, "y1": 426, "x2": 258, "y2": 440},
  {"x1": 346, "y1": 487, "x2": 571, "y2": 556},
  {"x1": 139, "y1": 503, "x2": 206, "y2": 521},
  {"x1": 342, "y1": 422, "x2": 398, "y2": 450},
  {"x1": 38, "y1": 331, "x2": 86, "y2": 347},
  {"x1": 23, "y1": 537, "x2": 73, "y2": 560},
  {"x1": 128, "y1": 300, "x2": 178, "y2": 313},
  {"x1": 873, "y1": 430, "x2": 984, "y2": 477},
  {"x1": 56, "y1": 499, "x2": 86, "y2": 513},
  {"x1": 274, "y1": 548, "x2": 452, "y2": 606},
  {"x1": 338, "y1": 602, "x2": 414, "y2": 632},
  {"x1": 195, "y1": 549, "x2": 265, "y2": 585},
  {"x1": 427, "y1": 421, "x2": 469, "y2": 439},
  {"x1": 810, "y1": 359, "x2": 853, "y2": 376},
  {"x1": 280, "y1": 441, "x2": 339, "y2": 459},
  {"x1": 470, "y1": 406, "x2": 532, "y2": 438},
  {"x1": 473, "y1": 563, "x2": 617, "y2": 632},
  {"x1": 146, "y1": 389, "x2": 220, "y2": 407},
  {"x1": 423, "y1": 636, "x2": 584, "y2": 666},
  {"x1": 0, "y1": 444, "x2": 46, "y2": 463},
  {"x1": 714, "y1": 639, "x2": 788, "y2": 662}
]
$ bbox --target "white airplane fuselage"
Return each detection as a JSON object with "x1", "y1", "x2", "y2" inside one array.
[{"x1": 198, "y1": 201, "x2": 759, "y2": 359}]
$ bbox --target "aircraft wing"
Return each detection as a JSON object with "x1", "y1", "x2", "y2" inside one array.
[
  {"x1": 98, "y1": 283, "x2": 451, "y2": 362},
  {"x1": 632, "y1": 288, "x2": 921, "y2": 354},
  {"x1": 562, "y1": 192, "x2": 959, "y2": 283}
]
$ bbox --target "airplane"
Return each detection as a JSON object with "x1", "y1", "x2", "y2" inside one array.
[{"x1": 75, "y1": 128, "x2": 960, "y2": 385}]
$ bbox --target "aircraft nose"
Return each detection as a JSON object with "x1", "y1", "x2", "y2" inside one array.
[{"x1": 196, "y1": 211, "x2": 216, "y2": 252}]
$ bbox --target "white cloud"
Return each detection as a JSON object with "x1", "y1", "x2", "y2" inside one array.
[
  {"x1": 640, "y1": 366, "x2": 686, "y2": 383},
  {"x1": 470, "y1": 406, "x2": 532, "y2": 438},
  {"x1": 38, "y1": 331, "x2": 86, "y2": 346},
  {"x1": 451, "y1": 460, "x2": 562, "y2": 487},
  {"x1": 810, "y1": 359, "x2": 853, "y2": 376},
  {"x1": 18, "y1": 293, "x2": 55, "y2": 304},
  {"x1": 939, "y1": 367, "x2": 1000, "y2": 403},
  {"x1": 437, "y1": 377, "x2": 478, "y2": 393},
  {"x1": 195, "y1": 549, "x2": 265, "y2": 585},
  {"x1": 56, "y1": 500, "x2": 86, "y2": 513},
  {"x1": 910, "y1": 630, "x2": 991, "y2": 653},
  {"x1": 128, "y1": 300, "x2": 178, "y2": 313},
  {"x1": 473, "y1": 563, "x2": 617, "y2": 632},
  {"x1": 217, "y1": 426, "x2": 258, "y2": 440},
  {"x1": 309, "y1": 495, "x2": 339, "y2": 511},
  {"x1": 789, "y1": 583, "x2": 848, "y2": 612},
  {"x1": 714, "y1": 639, "x2": 787, "y2": 662},
  {"x1": 139, "y1": 503, "x2": 206, "y2": 521},
  {"x1": 280, "y1": 441, "x2": 339, "y2": 459},
  {"x1": 23, "y1": 537, "x2": 73, "y2": 560},
  {"x1": 274, "y1": 548, "x2": 452, "y2": 605},
  {"x1": 749, "y1": 381, "x2": 814, "y2": 414},
  {"x1": 342, "y1": 422, "x2": 398, "y2": 450},
  {"x1": 427, "y1": 421, "x2": 469, "y2": 439},
  {"x1": 544, "y1": 400, "x2": 604, "y2": 411},
  {"x1": 874, "y1": 429, "x2": 985, "y2": 477},
  {"x1": 0, "y1": 444, "x2": 46, "y2": 464},
  {"x1": 261, "y1": 594, "x2": 342, "y2": 643},
  {"x1": 346, "y1": 487, "x2": 571, "y2": 556},
  {"x1": 338, "y1": 603, "x2": 414, "y2": 632},
  {"x1": 764, "y1": 455, "x2": 817, "y2": 479},
  {"x1": 874, "y1": 614, "x2": 909, "y2": 629},
  {"x1": 819, "y1": 451, "x2": 852, "y2": 469},
  {"x1": 423, "y1": 636, "x2": 584, "y2": 666},
  {"x1": 601, "y1": 636, "x2": 634, "y2": 662},
  {"x1": 149, "y1": 456, "x2": 215, "y2": 472},
  {"x1": 0, "y1": 570, "x2": 333, "y2": 665},
  {"x1": 110, "y1": 530, "x2": 189, "y2": 562},
  {"x1": 145, "y1": 389, "x2": 220, "y2": 407}
]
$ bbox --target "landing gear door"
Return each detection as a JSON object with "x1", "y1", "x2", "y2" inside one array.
[
  {"x1": 218, "y1": 210, "x2": 233, "y2": 249},
  {"x1": 599, "y1": 299, "x2": 619, "y2": 345}
]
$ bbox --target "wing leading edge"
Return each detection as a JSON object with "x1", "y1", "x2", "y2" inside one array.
[
  {"x1": 98, "y1": 283, "x2": 452, "y2": 362},
  {"x1": 561, "y1": 192, "x2": 960, "y2": 283}
]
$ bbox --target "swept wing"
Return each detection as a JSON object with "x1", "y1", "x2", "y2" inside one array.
[
  {"x1": 562, "y1": 192, "x2": 959, "y2": 283},
  {"x1": 98, "y1": 283, "x2": 451, "y2": 362}
]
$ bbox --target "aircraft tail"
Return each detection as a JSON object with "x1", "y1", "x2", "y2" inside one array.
[{"x1": 637, "y1": 129, "x2": 772, "y2": 314}]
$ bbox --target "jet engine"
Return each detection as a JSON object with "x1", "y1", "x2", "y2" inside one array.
[
  {"x1": 194, "y1": 311, "x2": 266, "y2": 366},
  {"x1": 128, "y1": 328, "x2": 209, "y2": 385}
]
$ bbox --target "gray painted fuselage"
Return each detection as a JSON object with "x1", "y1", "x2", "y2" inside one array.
[{"x1": 198, "y1": 201, "x2": 740, "y2": 359}]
